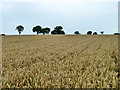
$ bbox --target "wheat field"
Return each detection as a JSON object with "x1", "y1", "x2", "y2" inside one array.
[{"x1": 2, "y1": 35, "x2": 118, "y2": 88}]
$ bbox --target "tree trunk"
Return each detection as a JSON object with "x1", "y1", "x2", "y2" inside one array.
[
  {"x1": 37, "y1": 32, "x2": 39, "y2": 35},
  {"x1": 19, "y1": 32, "x2": 21, "y2": 35}
]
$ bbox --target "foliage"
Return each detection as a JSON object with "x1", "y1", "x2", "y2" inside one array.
[
  {"x1": 1, "y1": 34, "x2": 5, "y2": 36},
  {"x1": 32, "y1": 25, "x2": 42, "y2": 35},
  {"x1": 15, "y1": 25, "x2": 24, "y2": 35},
  {"x1": 114, "y1": 33, "x2": 120, "y2": 35},
  {"x1": 93, "y1": 32, "x2": 97, "y2": 35},
  {"x1": 100, "y1": 31, "x2": 104, "y2": 35},
  {"x1": 87, "y1": 31, "x2": 92, "y2": 35},
  {"x1": 41, "y1": 27, "x2": 50, "y2": 35},
  {"x1": 51, "y1": 26, "x2": 65, "y2": 34},
  {"x1": 51, "y1": 30, "x2": 57, "y2": 34},
  {"x1": 74, "y1": 31, "x2": 80, "y2": 35},
  {"x1": 44, "y1": 27, "x2": 50, "y2": 34}
]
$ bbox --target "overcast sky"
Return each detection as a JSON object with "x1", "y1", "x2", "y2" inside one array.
[{"x1": 0, "y1": 0, "x2": 119, "y2": 35}]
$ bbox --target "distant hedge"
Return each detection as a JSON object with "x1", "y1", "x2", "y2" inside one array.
[{"x1": 114, "y1": 33, "x2": 120, "y2": 35}]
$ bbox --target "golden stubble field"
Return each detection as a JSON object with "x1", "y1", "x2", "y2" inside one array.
[{"x1": 2, "y1": 35, "x2": 119, "y2": 88}]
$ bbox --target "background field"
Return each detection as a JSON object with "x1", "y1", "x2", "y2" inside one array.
[{"x1": 2, "y1": 35, "x2": 118, "y2": 88}]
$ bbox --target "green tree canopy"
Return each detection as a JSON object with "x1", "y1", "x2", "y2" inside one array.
[
  {"x1": 93, "y1": 32, "x2": 97, "y2": 35},
  {"x1": 74, "y1": 31, "x2": 80, "y2": 35},
  {"x1": 87, "y1": 31, "x2": 92, "y2": 35},
  {"x1": 15, "y1": 25, "x2": 24, "y2": 35},
  {"x1": 32, "y1": 25, "x2": 42, "y2": 35},
  {"x1": 51, "y1": 26, "x2": 65, "y2": 35},
  {"x1": 45, "y1": 27, "x2": 50, "y2": 34},
  {"x1": 100, "y1": 31, "x2": 104, "y2": 35},
  {"x1": 41, "y1": 27, "x2": 51, "y2": 35}
]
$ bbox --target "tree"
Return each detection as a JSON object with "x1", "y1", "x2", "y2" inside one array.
[
  {"x1": 93, "y1": 32, "x2": 97, "y2": 35},
  {"x1": 54, "y1": 26, "x2": 63, "y2": 31},
  {"x1": 41, "y1": 28, "x2": 46, "y2": 35},
  {"x1": 1, "y1": 34, "x2": 5, "y2": 36},
  {"x1": 15, "y1": 25, "x2": 24, "y2": 35},
  {"x1": 54, "y1": 26, "x2": 63, "y2": 34},
  {"x1": 32, "y1": 25, "x2": 42, "y2": 35},
  {"x1": 114, "y1": 33, "x2": 120, "y2": 35},
  {"x1": 100, "y1": 31, "x2": 104, "y2": 35},
  {"x1": 51, "y1": 26, "x2": 65, "y2": 34},
  {"x1": 61, "y1": 31, "x2": 65, "y2": 34},
  {"x1": 45, "y1": 27, "x2": 50, "y2": 34},
  {"x1": 41, "y1": 27, "x2": 50, "y2": 35},
  {"x1": 51, "y1": 30, "x2": 56, "y2": 34},
  {"x1": 87, "y1": 31, "x2": 92, "y2": 35},
  {"x1": 74, "y1": 31, "x2": 80, "y2": 35}
]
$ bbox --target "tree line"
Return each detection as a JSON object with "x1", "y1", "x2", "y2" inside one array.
[
  {"x1": 15, "y1": 25, "x2": 65, "y2": 35},
  {"x1": 74, "y1": 31, "x2": 104, "y2": 35},
  {"x1": 15, "y1": 25, "x2": 105, "y2": 35}
]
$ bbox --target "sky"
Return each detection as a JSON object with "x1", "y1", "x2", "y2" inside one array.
[{"x1": 0, "y1": 0, "x2": 119, "y2": 35}]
